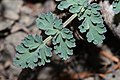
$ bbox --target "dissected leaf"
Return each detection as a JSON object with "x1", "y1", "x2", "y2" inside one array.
[
  {"x1": 78, "y1": 3, "x2": 106, "y2": 45},
  {"x1": 113, "y1": 0, "x2": 120, "y2": 14},
  {"x1": 36, "y1": 12, "x2": 76, "y2": 60},
  {"x1": 36, "y1": 12, "x2": 55, "y2": 30},
  {"x1": 36, "y1": 12, "x2": 63, "y2": 35},
  {"x1": 58, "y1": 0, "x2": 106, "y2": 45},
  {"x1": 14, "y1": 35, "x2": 52, "y2": 69},
  {"x1": 52, "y1": 28, "x2": 76, "y2": 60},
  {"x1": 57, "y1": 0, "x2": 87, "y2": 13}
]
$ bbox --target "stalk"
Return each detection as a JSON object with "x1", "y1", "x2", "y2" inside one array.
[{"x1": 43, "y1": 13, "x2": 77, "y2": 43}]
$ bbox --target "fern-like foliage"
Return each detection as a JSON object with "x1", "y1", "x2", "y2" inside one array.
[
  {"x1": 57, "y1": 0, "x2": 107, "y2": 45},
  {"x1": 52, "y1": 28, "x2": 76, "y2": 60},
  {"x1": 36, "y1": 12, "x2": 76, "y2": 60},
  {"x1": 13, "y1": 0, "x2": 120, "y2": 69},
  {"x1": 113, "y1": 0, "x2": 120, "y2": 13},
  {"x1": 78, "y1": 3, "x2": 106, "y2": 44},
  {"x1": 14, "y1": 35, "x2": 52, "y2": 69},
  {"x1": 57, "y1": 0, "x2": 87, "y2": 13}
]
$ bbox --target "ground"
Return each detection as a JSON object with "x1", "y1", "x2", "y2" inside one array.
[{"x1": 0, "y1": 0, "x2": 120, "y2": 80}]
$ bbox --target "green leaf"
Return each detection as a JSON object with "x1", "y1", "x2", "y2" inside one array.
[
  {"x1": 45, "y1": 29, "x2": 58, "y2": 35},
  {"x1": 113, "y1": 0, "x2": 120, "y2": 14},
  {"x1": 78, "y1": 3, "x2": 107, "y2": 45},
  {"x1": 57, "y1": 1, "x2": 72, "y2": 10},
  {"x1": 57, "y1": 0, "x2": 87, "y2": 13},
  {"x1": 36, "y1": 12, "x2": 55, "y2": 30},
  {"x1": 52, "y1": 28, "x2": 76, "y2": 60},
  {"x1": 57, "y1": 0, "x2": 106, "y2": 45},
  {"x1": 36, "y1": 11, "x2": 75, "y2": 60},
  {"x1": 36, "y1": 12, "x2": 63, "y2": 34},
  {"x1": 36, "y1": 12, "x2": 76, "y2": 60},
  {"x1": 69, "y1": 4, "x2": 82, "y2": 13},
  {"x1": 14, "y1": 35, "x2": 52, "y2": 69}
]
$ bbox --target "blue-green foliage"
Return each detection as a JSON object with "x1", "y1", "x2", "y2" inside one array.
[
  {"x1": 14, "y1": 12, "x2": 76, "y2": 69},
  {"x1": 58, "y1": 0, "x2": 87, "y2": 13},
  {"x1": 58, "y1": 0, "x2": 107, "y2": 45},
  {"x1": 36, "y1": 12, "x2": 76, "y2": 60},
  {"x1": 78, "y1": 3, "x2": 106, "y2": 44},
  {"x1": 52, "y1": 28, "x2": 76, "y2": 60},
  {"x1": 113, "y1": 0, "x2": 120, "y2": 13},
  {"x1": 14, "y1": 35, "x2": 52, "y2": 69},
  {"x1": 14, "y1": 0, "x2": 120, "y2": 69}
]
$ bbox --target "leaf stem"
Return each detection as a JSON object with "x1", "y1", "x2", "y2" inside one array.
[
  {"x1": 63, "y1": 13, "x2": 77, "y2": 27},
  {"x1": 43, "y1": 13, "x2": 77, "y2": 43},
  {"x1": 43, "y1": 36, "x2": 53, "y2": 44}
]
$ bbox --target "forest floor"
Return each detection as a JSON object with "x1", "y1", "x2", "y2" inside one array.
[{"x1": 0, "y1": 0, "x2": 120, "y2": 80}]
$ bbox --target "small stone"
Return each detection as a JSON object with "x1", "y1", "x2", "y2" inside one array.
[
  {"x1": 9, "y1": 64, "x2": 22, "y2": 76},
  {"x1": 5, "y1": 32, "x2": 27, "y2": 47},
  {"x1": 0, "y1": 19, "x2": 14, "y2": 31},
  {"x1": 0, "y1": 75, "x2": 5, "y2": 80},
  {"x1": 43, "y1": 0, "x2": 56, "y2": 12},
  {"x1": 37, "y1": 67, "x2": 53, "y2": 80},
  {"x1": 19, "y1": 15, "x2": 35, "y2": 27},
  {"x1": 5, "y1": 32, "x2": 27, "y2": 58},
  {"x1": 20, "y1": 6, "x2": 33, "y2": 15},
  {"x1": 31, "y1": 3, "x2": 43, "y2": 16},
  {"x1": 2, "y1": 0, "x2": 23, "y2": 13},
  {"x1": 4, "y1": 10, "x2": 19, "y2": 20},
  {"x1": 0, "y1": 40, "x2": 5, "y2": 51},
  {"x1": 11, "y1": 23, "x2": 26, "y2": 33},
  {"x1": 5, "y1": 44, "x2": 16, "y2": 58}
]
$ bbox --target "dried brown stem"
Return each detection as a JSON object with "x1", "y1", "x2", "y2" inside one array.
[{"x1": 100, "y1": 50, "x2": 119, "y2": 63}]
